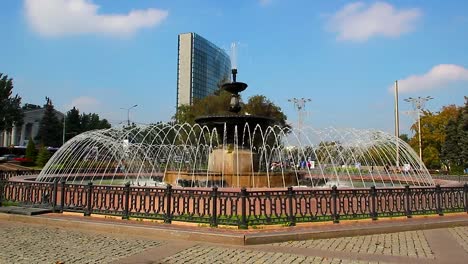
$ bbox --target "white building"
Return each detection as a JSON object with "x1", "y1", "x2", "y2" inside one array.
[{"x1": 0, "y1": 108, "x2": 64, "y2": 147}]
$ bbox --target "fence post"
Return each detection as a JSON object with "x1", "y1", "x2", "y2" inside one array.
[
  {"x1": 122, "y1": 182, "x2": 130, "y2": 220},
  {"x1": 332, "y1": 185, "x2": 339, "y2": 224},
  {"x1": 84, "y1": 182, "x2": 93, "y2": 216},
  {"x1": 239, "y1": 187, "x2": 248, "y2": 229},
  {"x1": 60, "y1": 180, "x2": 66, "y2": 213},
  {"x1": 436, "y1": 184, "x2": 443, "y2": 216},
  {"x1": 405, "y1": 185, "x2": 412, "y2": 218},
  {"x1": 0, "y1": 179, "x2": 4, "y2": 207},
  {"x1": 464, "y1": 183, "x2": 468, "y2": 214},
  {"x1": 52, "y1": 178, "x2": 58, "y2": 213},
  {"x1": 210, "y1": 186, "x2": 218, "y2": 227},
  {"x1": 287, "y1": 187, "x2": 296, "y2": 226},
  {"x1": 370, "y1": 186, "x2": 378, "y2": 220},
  {"x1": 164, "y1": 184, "x2": 172, "y2": 224}
]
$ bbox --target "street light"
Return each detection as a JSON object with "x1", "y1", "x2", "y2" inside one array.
[
  {"x1": 288, "y1": 98, "x2": 311, "y2": 131},
  {"x1": 404, "y1": 96, "x2": 433, "y2": 162},
  {"x1": 120, "y1": 104, "x2": 138, "y2": 126}
]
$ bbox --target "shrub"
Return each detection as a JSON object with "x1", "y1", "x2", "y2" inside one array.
[{"x1": 36, "y1": 146, "x2": 51, "y2": 167}]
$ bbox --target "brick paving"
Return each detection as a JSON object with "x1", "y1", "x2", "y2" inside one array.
[
  {"x1": 448, "y1": 227, "x2": 468, "y2": 253},
  {"x1": 0, "y1": 219, "x2": 467, "y2": 263},
  {"x1": 272, "y1": 230, "x2": 434, "y2": 259},
  {"x1": 160, "y1": 245, "x2": 386, "y2": 264},
  {"x1": 0, "y1": 223, "x2": 162, "y2": 264}
]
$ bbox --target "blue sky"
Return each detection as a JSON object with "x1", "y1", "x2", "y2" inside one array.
[{"x1": 1, "y1": 0, "x2": 467, "y2": 134}]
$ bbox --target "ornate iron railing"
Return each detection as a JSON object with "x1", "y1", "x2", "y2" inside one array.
[{"x1": 1, "y1": 176, "x2": 467, "y2": 228}]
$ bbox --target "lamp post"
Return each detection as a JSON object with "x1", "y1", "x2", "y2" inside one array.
[
  {"x1": 394, "y1": 81, "x2": 400, "y2": 168},
  {"x1": 288, "y1": 98, "x2": 311, "y2": 132},
  {"x1": 121, "y1": 104, "x2": 138, "y2": 126},
  {"x1": 404, "y1": 96, "x2": 433, "y2": 161}
]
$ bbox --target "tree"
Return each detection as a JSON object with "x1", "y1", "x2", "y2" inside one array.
[
  {"x1": 458, "y1": 97, "x2": 468, "y2": 169},
  {"x1": 173, "y1": 89, "x2": 288, "y2": 128},
  {"x1": 441, "y1": 118, "x2": 461, "y2": 171},
  {"x1": 25, "y1": 137, "x2": 37, "y2": 163},
  {"x1": 174, "y1": 89, "x2": 232, "y2": 124},
  {"x1": 36, "y1": 146, "x2": 51, "y2": 167},
  {"x1": 408, "y1": 105, "x2": 459, "y2": 169},
  {"x1": 399, "y1": 134, "x2": 410, "y2": 143},
  {"x1": 80, "y1": 112, "x2": 111, "y2": 131},
  {"x1": 65, "y1": 107, "x2": 81, "y2": 140},
  {"x1": 36, "y1": 97, "x2": 63, "y2": 147},
  {"x1": 0, "y1": 73, "x2": 23, "y2": 132},
  {"x1": 243, "y1": 95, "x2": 289, "y2": 128}
]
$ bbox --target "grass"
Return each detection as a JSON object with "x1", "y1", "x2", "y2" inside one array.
[{"x1": 0, "y1": 201, "x2": 19, "y2": 207}]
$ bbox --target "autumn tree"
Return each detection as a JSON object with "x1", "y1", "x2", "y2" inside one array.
[{"x1": 408, "y1": 104, "x2": 460, "y2": 170}]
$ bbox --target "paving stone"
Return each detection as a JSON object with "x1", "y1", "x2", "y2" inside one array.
[
  {"x1": 0, "y1": 223, "x2": 162, "y2": 264},
  {"x1": 272, "y1": 230, "x2": 435, "y2": 259},
  {"x1": 158, "y1": 245, "x2": 388, "y2": 264},
  {"x1": 448, "y1": 226, "x2": 468, "y2": 253}
]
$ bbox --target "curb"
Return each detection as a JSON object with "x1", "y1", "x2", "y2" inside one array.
[{"x1": 0, "y1": 213, "x2": 467, "y2": 245}]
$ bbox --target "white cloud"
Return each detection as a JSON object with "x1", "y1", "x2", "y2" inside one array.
[
  {"x1": 327, "y1": 2, "x2": 421, "y2": 42},
  {"x1": 66, "y1": 96, "x2": 100, "y2": 112},
  {"x1": 395, "y1": 64, "x2": 468, "y2": 93},
  {"x1": 24, "y1": 0, "x2": 168, "y2": 37}
]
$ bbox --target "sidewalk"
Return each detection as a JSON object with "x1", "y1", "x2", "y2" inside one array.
[
  {"x1": 0, "y1": 212, "x2": 467, "y2": 263},
  {"x1": 0, "y1": 211, "x2": 466, "y2": 245}
]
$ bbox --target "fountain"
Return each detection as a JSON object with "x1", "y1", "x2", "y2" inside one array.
[{"x1": 35, "y1": 66, "x2": 434, "y2": 188}]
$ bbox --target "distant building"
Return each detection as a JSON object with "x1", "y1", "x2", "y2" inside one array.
[
  {"x1": 177, "y1": 32, "x2": 231, "y2": 108},
  {"x1": 0, "y1": 108, "x2": 64, "y2": 147}
]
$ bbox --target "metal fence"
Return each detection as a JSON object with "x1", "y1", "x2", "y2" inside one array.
[
  {"x1": 0, "y1": 170, "x2": 42, "y2": 181},
  {"x1": 1, "y1": 178, "x2": 466, "y2": 228}
]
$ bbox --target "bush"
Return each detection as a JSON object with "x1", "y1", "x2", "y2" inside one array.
[
  {"x1": 25, "y1": 138, "x2": 37, "y2": 165},
  {"x1": 36, "y1": 146, "x2": 51, "y2": 167}
]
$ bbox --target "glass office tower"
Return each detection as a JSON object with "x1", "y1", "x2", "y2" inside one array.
[{"x1": 177, "y1": 33, "x2": 231, "y2": 107}]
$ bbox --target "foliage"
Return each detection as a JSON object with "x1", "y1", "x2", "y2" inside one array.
[
  {"x1": 65, "y1": 107, "x2": 81, "y2": 140},
  {"x1": 406, "y1": 97, "x2": 468, "y2": 172},
  {"x1": 36, "y1": 146, "x2": 51, "y2": 167},
  {"x1": 80, "y1": 112, "x2": 111, "y2": 131},
  {"x1": 25, "y1": 137, "x2": 37, "y2": 164},
  {"x1": 35, "y1": 97, "x2": 63, "y2": 147},
  {"x1": 64, "y1": 106, "x2": 111, "y2": 141},
  {"x1": 0, "y1": 73, "x2": 23, "y2": 132},
  {"x1": 173, "y1": 89, "x2": 289, "y2": 129},
  {"x1": 441, "y1": 117, "x2": 461, "y2": 170},
  {"x1": 408, "y1": 105, "x2": 459, "y2": 169},
  {"x1": 399, "y1": 134, "x2": 409, "y2": 143},
  {"x1": 458, "y1": 97, "x2": 468, "y2": 169}
]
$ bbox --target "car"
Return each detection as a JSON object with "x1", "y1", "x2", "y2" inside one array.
[{"x1": 0, "y1": 154, "x2": 17, "y2": 162}]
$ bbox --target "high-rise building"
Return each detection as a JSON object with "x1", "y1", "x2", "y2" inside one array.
[{"x1": 177, "y1": 32, "x2": 231, "y2": 107}]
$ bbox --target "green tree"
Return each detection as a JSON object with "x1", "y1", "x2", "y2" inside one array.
[
  {"x1": 80, "y1": 112, "x2": 111, "y2": 131},
  {"x1": 36, "y1": 146, "x2": 51, "y2": 167},
  {"x1": 65, "y1": 107, "x2": 81, "y2": 140},
  {"x1": 243, "y1": 95, "x2": 289, "y2": 128},
  {"x1": 36, "y1": 97, "x2": 63, "y2": 147},
  {"x1": 25, "y1": 137, "x2": 37, "y2": 163},
  {"x1": 0, "y1": 73, "x2": 23, "y2": 132},
  {"x1": 458, "y1": 96, "x2": 468, "y2": 169},
  {"x1": 173, "y1": 89, "x2": 288, "y2": 128},
  {"x1": 399, "y1": 134, "x2": 410, "y2": 143},
  {"x1": 441, "y1": 117, "x2": 461, "y2": 172}
]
